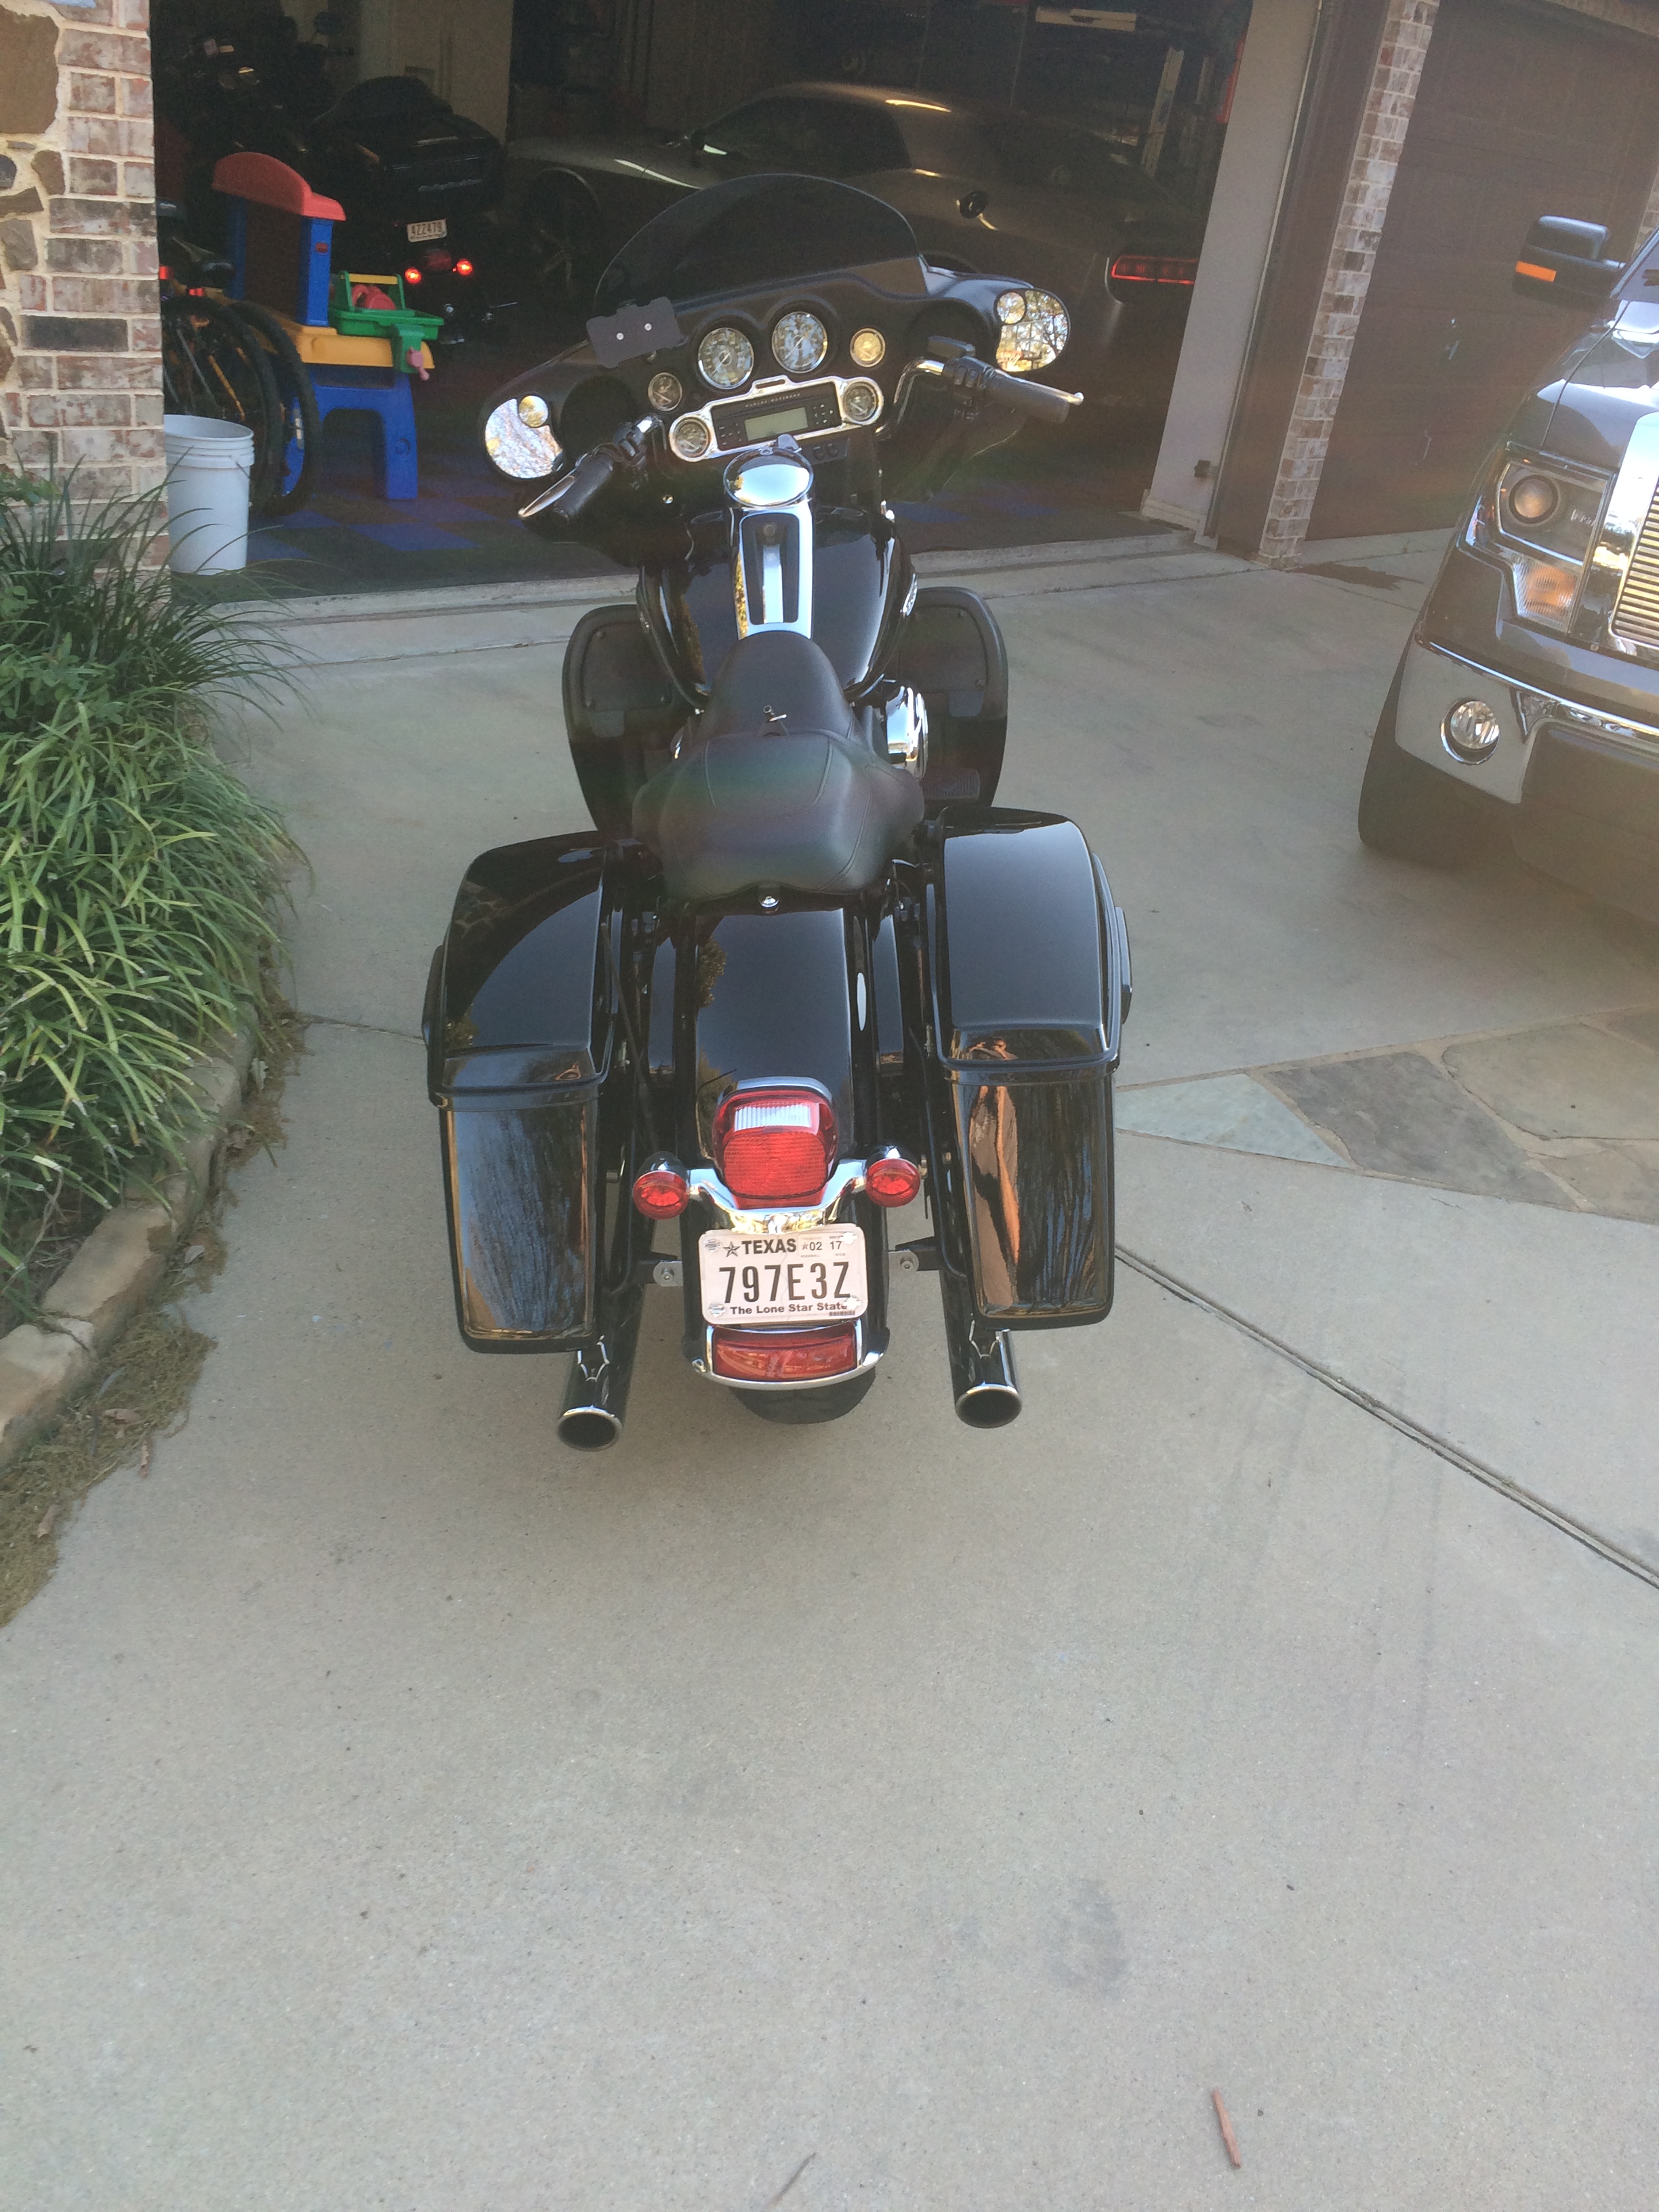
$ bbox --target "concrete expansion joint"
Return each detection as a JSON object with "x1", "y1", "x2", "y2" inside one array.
[
  {"x1": 1117, "y1": 1244, "x2": 1659, "y2": 1593},
  {"x1": 0, "y1": 1024, "x2": 258, "y2": 1473}
]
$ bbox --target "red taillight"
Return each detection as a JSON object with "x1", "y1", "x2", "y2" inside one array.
[
  {"x1": 864, "y1": 1151, "x2": 922, "y2": 1208},
  {"x1": 403, "y1": 266, "x2": 422, "y2": 285},
  {"x1": 632, "y1": 1162, "x2": 690, "y2": 1218},
  {"x1": 1111, "y1": 253, "x2": 1197, "y2": 288},
  {"x1": 158, "y1": 263, "x2": 171, "y2": 281},
  {"x1": 712, "y1": 1324, "x2": 857, "y2": 1383},
  {"x1": 712, "y1": 1087, "x2": 836, "y2": 1203},
  {"x1": 453, "y1": 257, "x2": 474, "y2": 276}
]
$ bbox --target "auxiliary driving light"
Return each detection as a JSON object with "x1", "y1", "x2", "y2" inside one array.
[{"x1": 1442, "y1": 697, "x2": 1502, "y2": 761}]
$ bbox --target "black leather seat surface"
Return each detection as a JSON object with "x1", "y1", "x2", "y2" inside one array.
[{"x1": 633, "y1": 632, "x2": 922, "y2": 901}]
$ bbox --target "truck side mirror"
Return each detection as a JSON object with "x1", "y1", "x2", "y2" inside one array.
[{"x1": 1514, "y1": 215, "x2": 1624, "y2": 306}]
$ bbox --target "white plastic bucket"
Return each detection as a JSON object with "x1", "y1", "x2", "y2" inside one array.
[{"x1": 164, "y1": 413, "x2": 255, "y2": 575}]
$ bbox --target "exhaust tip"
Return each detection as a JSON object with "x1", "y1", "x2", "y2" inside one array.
[
  {"x1": 557, "y1": 1406, "x2": 623, "y2": 1452},
  {"x1": 955, "y1": 1382, "x2": 1022, "y2": 1430}
]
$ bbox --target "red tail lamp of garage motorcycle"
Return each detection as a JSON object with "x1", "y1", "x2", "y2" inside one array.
[
  {"x1": 712, "y1": 1087, "x2": 837, "y2": 1204},
  {"x1": 712, "y1": 1323, "x2": 859, "y2": 1382}
]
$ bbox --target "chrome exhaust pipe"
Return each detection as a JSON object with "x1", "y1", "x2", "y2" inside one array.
[
  {"x1": 557, "y1": 1288, "x2": 642, "y2": 1451},
  {"x1": 941, "y1": 1275, "x2": 1022, "y2": 1429}
]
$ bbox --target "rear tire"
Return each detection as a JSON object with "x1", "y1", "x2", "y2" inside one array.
[
  {"x1": 734, "y1": 1371, "x2": 878, "y2": 1425},
  {"x1": 1357, "y1": 723, "x2": 1498, "y2": 868},
  {"x1": 230, "y1": 299, "x2": 321, "y2": 519}
]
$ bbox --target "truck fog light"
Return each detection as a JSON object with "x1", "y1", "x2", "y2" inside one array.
[{"x1": 1443, "y1": 697, "x2": 1502, "y2": 761}]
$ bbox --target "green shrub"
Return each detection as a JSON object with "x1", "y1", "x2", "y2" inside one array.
[{"x1": 1, "y1": 478, "x2": 299, "y2": 1284}]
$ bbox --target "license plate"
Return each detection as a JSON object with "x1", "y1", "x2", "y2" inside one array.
[
  {"x1": 407, "y1": 218, "x2": 447, "y2": 243},
  {"x1": 699, "y1": 1226, "x2": 867, "y2": 1324}
]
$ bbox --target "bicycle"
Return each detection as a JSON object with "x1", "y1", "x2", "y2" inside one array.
[{"x1": 157, "y1": 211, "x2": 321, "y2": 518}]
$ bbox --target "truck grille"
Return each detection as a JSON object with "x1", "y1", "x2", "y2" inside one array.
[{"x1": 1612, "y1": 486, "x2": 1659, "y2": 648}]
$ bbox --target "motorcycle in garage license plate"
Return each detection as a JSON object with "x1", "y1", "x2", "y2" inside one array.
[
  {"x1": 407, "y1": 218, "x2": 447, "y2": 242},
  {"x1": 699, "y1": 1227, "x2": 867, "y2": 1324}
]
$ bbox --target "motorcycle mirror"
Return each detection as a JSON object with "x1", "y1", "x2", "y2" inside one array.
[{"x1": 959, "y1": 188, "x2": 988, "y2": 220}]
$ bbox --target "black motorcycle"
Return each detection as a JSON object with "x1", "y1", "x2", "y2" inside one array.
[{"x1": 427, "y1": 176, "x2": 1130, "y2": 1446}]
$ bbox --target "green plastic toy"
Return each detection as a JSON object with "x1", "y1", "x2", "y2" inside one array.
[{"x1": 329, "y1": 271, "x2": 444, "y2": 375}]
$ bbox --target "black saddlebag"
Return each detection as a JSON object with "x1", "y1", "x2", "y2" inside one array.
[
  {"x1": 925, "y1": 811, "x2": 1130, "y2": 1328},
  {"x1": 424, "y1": 836, "x2": 614, "y2": 1351},
  {"x1": 898, "y1": 586, "x2": 1008, "y2": 808},
  {"x1": 562, "y1": 603, "x2": 681, "y2": 841}
]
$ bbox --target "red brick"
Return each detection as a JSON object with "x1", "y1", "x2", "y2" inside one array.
[
  {"x1": 119, "y1": 75, "x2": 153, "y2": 119},
  {"x1": 120, "y1": 0, "x2": 150, "y2": 25},
  {"x1": 18, "y1": 356, "x2": 55, "y2": 390},
  {"x1": 46, "y1": 237, "x2": 123, "y2": 274},
  {"x1": 12, "y1": 430, "x2": 58, "y2": 470},
  {"x1": 122, "y1": 162, "x2": 155, "y2": 199},
  {"x1": 66, "y1": 117, "x2": 125, "y2": 158},
  {"x1": 62, "y1": 463, "x2": 140, "y2": 495},
  {"x1": 68, "y1": 158, "x2": 121, "y2": 198},
  {"x1": 128, "y1": 316, "x2": 161, "y2": 351},
  {"x1": 27, "y1": 392, "x2": 133, "y2": 428},
  {"x1": 56, "y1": 353, "x2": 159, "y2": 389},
  {"x1": 127, "y1": 426, "x2": 165, "y2": 463},
  {"x1": 129, "y1": 235, "x2": 158, "y2": 276},
  {"x1": 51, "y1": 274, "x2": 159, "y2": 314},
  {"x1": 68, "y1": 73, "x2": 119, "y2": 115},
  {"x1": 18, "y1": 275, "x2": 48, "y2": 312},
  {"x1": 132, "y1": 391, "x2": 163, "y2": 426},
  {"x1": 48, "y1": 197, "x2": 134, "y2": 237},
  {"x1": 59, "y1": 426, "x2": 131, "y2": 466},
  {"x1": 59, "y1": 30, "x2": 148, "y2": 72}
]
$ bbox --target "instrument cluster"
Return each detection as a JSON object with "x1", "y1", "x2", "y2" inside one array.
[{"x1": 636, "y1": 292, "x2": 898, "y2": 468}]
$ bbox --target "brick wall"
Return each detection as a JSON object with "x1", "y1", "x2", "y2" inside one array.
[
  {"x1": 0, "y1": 0, "x2": 163, "y2": 504},
  {"x1": 1256, "y1": 0, "x2": 1442, "y2": 565}
]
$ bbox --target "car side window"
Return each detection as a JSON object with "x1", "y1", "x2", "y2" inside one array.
[
  {"x1": 695, "y1": 99, "x2": 811, "y2": 171},
  {"x1": 793, "y1": 101, "x2": 909, "y2": 179}
]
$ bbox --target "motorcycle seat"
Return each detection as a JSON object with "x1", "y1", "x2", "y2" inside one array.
[{"x1": 632, "y1": 631, "x2": 922, "y2": 901}]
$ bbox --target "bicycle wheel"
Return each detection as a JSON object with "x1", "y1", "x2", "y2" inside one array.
[
  {"x1": 228, "y1": 297, "x2": 322, "y2": 518},
  {"x1": 161, "y1": 291, "x2": 284, "y2": 512}
]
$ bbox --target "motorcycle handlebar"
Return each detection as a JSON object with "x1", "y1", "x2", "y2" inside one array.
[
  {"x1": 520, "y1": 443, "x2": 617, "y2": 523},
  {"x1": 979, "y1": 366, "x2": 1078, "y2": 425}
]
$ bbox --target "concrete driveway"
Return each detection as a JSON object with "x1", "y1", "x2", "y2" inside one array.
[{"x1": 4, "y1": 541, "x2": 1658, "y2": 2210}]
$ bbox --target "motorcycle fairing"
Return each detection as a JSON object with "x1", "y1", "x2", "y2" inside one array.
[
  {"x1": 426, "y1": 834, "x2": 616, "y2": 1351},
  {"x1": 924, "y1": 811, "x2": 1124, "y2": 1328}
]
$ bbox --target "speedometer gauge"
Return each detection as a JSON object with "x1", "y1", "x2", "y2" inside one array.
[
  {"x1": 696, "y1": 326, "x2": 754, "y2": 392},
  {"x1": 771, "y1": 310, "x2": 829, "y2": 374}
]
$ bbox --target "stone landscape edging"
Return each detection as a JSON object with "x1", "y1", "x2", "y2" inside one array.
[{"x1": 0, "y1": 1027, "x2": 255, "y2": 1473}]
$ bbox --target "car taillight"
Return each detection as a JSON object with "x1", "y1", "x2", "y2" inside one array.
[
  {"x1": 1110, "y1": 253, "x2": 1197, "y2": 287},
  {"x1": 453, "y1": 257, "x2": 474, "y2": 276},
  {"x1": 158, "y1": 263, "x2": 171, "y2": 281},
  {"x1": 712, "y1": 1324, "x2": 857, "y2": 1382},
  {"x1": 712, "y1": 1087, "x2": 836, "y2": 1203},
  {"x1": 632, "y1": 1162, "x2": 690, "y2": 1218},
  {"x1": 403, "y1": 266, "x2": 422, "y2": 285},
  {"x1": 864, "y1": 1151, "x2": 922, "y2": 1207}
]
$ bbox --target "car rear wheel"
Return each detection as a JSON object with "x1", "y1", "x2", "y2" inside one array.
[
  {"x1": 523, "y1": 175, "x2": 606, "y2": 310},
  {"x1": 1357, "y1": 722, "x2": 1499, "y2": 867}
]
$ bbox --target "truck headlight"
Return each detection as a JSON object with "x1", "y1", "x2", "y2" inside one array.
[{"x1": 1467, "y1": 449, "x2": 1610, "y2": 631}]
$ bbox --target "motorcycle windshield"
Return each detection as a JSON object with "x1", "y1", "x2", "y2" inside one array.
[{"x1": 594, "y1": 174, "x2": 924, "y2": 316}]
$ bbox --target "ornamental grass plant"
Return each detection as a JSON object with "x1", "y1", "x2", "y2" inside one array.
[{"x1": 1, "y1": 475, "x2": 299, "y2": 1300}]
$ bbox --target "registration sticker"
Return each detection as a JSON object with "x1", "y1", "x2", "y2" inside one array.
[{"x1": 699, "y1": 1226, "x2": 867, "y2": 1323}]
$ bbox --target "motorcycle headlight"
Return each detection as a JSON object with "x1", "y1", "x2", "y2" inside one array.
[
  {"x1": 484, "y1": 396, "x2": 562, "y2": 480},
  {"x1": 994, "y1": 287, "x2": 1070, "y2": 374},
  {"x1": 1467, "y1": 449, "x2": 1610, "y2": 631}
]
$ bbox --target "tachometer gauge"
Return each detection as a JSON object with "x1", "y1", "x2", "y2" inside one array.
[
  {"x1": 696, "y1": 326, "x2": 754, "y2": 392},
  {"x1": 647, "y1": 371, "x2": 683, "y2": 413},
  {"x1": 771, "y1": 310, "x2": 830, "y2": 374}
]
